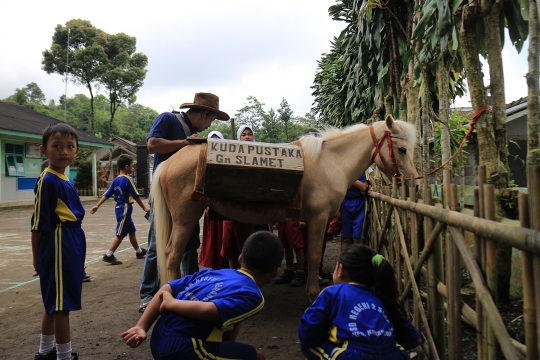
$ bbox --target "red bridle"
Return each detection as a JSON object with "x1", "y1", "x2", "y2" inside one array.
[{"x1": 370, "y1": 126, "x2": 402, "y2": 178}]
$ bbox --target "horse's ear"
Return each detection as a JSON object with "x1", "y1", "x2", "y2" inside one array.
[{"x1": 385, "y1": 114, "x2": 395, "y2": 131}]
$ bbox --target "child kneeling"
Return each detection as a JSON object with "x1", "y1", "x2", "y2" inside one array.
[
  {"x1": 122, "y1": 231, "x2": 284, "y2": 360},
  {"x1": 298, "y1": 245, "x2": 423, "y2": 360}
]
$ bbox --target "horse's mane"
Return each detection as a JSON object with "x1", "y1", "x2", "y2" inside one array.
[
  {"x1": 299, "y1": 120, "x2": 416, "y2": 160},
  {"x1": 299, "y1": 123, "x2": 367, "y2": 160}
]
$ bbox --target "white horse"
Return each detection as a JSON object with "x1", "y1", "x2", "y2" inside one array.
[{"x1": 152, "y1": 115, "x2": 419, "y2": 301}]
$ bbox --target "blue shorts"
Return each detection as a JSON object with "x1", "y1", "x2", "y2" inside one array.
[
  {"x1": 115, "y1": 203, "x2": 136, "y2": 237},
  {"x1": 150, "y1": 318, "x2": 257, "y2": 360},
  {"x1": 303, "y1": 339, "x2": 409, "y2": 360},
  {"x1": 341, "y1": 197, "x2": 367, "y2": 239},
  {"x1": 38, "y1": 223, "x2": 85, "y2": 314}
]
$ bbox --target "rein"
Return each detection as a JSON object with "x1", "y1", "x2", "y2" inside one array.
[
  {"x1": 370, "y1": 126, "x2": 402, "y2": 178},
  {"x1": 412, "y1": 104, "x2": 491, "y2": 180}
]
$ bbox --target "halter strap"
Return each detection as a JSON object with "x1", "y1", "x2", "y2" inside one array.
[{"x1": 370, "y1": 126, "x2": 402, "y2": 178}]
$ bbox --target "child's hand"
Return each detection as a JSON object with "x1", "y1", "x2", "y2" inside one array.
[
  {"x1": 121, "y1": 326, "x2": 147, "y2": 348},
  {"x1": 299, "y1": 221, "x2": 306, "y2": 228},
  {"x1": 90, "y1": 206, "x2": 98, "y2": 214},
  {"x1": 33, "y1": 259, "x2": 38, "y2": 277},
  {"x1": 159, "y1": 291, "x2": 175, "y2": 313},
  {"x1": 144, "y1": 207, "x2": 150, "y2": 214}
]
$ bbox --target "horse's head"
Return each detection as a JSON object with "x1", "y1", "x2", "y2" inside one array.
[{"x1": 371, "y1": 115, "x2": 419, "y2": 187}]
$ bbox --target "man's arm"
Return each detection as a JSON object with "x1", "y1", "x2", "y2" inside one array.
[
  {"x1": 147, "y1": 135, "x2": 201, "y2": 154},
  {"x1": 90, "y1": 196, "x2": 108, "y2": 214},
  {"x1": 160, "y1": 291, "x2": 220, "y2": 321}
]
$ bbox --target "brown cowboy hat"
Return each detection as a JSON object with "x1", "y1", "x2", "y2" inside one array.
[{"x1": 179, "y1": 92, "x2": 230, "y2": 120}]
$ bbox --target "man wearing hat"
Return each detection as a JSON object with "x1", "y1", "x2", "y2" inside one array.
[{"x1": 139, "y1": 92, "x2": 229, "y2": 313}]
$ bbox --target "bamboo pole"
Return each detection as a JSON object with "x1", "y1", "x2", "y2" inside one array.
[
  {"x1": 365, "y1": 191, "x2": 540, "y2": 254},
  {"x1": 401, "y1": 180, "x2": 408, "y2": 237},
  {"x1": 370, "y1": 197, "x2": 382, "y2": 251},
  {"x1": 400, "y1": 221, "x2": 445, "y2": 302},
  {"x1": 519, "y1": 193, "x2": 538, "y2": 360},
  {"x1": 527, "y1": 166, "x2": 540, "y2": 356},
  {"x1": 410, "y1": 184, "x2": 420, "y2": 329},
  {"x1": 393, "y1": 208, "x2": 440, "y2": 360},
  {"x1": 474, "y1": 188, "x2": 485, "y2": 360},
  {"x1": 448, "y1": 226, "x2": 521, "y2": 360},
  {"x1": 484, "y1": 184, "x2": 498, "y2": 360},
  {"x1": 393, "y1": 178, "x2": 402, "y2": 295},
  {"x1": 415, "y1": 272, "x2": 528, "y2": 358}
]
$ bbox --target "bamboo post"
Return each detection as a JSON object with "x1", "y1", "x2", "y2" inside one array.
[
  {"x1": 409, "y1": 184, "x2": 419, "y2": 328},
  {"x1": 527, "y1": 166, "x2": 540, "y2": 356},
  {"x1": 484, "y1": 184, "x2": 498, "y2": 360},
  {"x1": 392, "y1": 178, "x2": 402, "y2": 295},
  {"x1": 473, "y1": 188, "x2": 485, "y2": 360},
  {"x1": 401, "y1": 179, "x2": 408, "y2": 237},
  {"x1": 519, "y1": 193, "x2": 538, "y2": 360},
  {"x1": 445, "y1": 177, "x2": 462, "y2": 360},
  {"x1": 448, "y1": 226, "x2": 521, "y2": 360}
]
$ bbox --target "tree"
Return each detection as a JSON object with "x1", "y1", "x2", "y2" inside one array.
[
  {"x1": 42, "y1": 19, "x2": 108, "y2": 135},
  {"x1": 234, "y1": 96, "x2": 266, "y2": 133},
  {"x1": 277, "y1": 98, "x2": 294, "y2": 142},
  {"x1": 24, "y1": 82, "x2": 46, "y2": 104},
  {"x1": 100, "y1": 32, "x2": 148, "y2": 177}
]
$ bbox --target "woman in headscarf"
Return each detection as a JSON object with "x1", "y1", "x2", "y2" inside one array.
[
  {"x1": 220, "y1": 125, "x2": 265, "y2": 269},
  {"x1": 198, "y1": 131, "x2": 229, "y2": 269}
]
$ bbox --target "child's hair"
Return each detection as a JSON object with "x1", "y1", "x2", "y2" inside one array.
[
  {"x1": 241, "y1": 231, "x2": 284, "y2": 273},
  {"x1": 339, "y1": 245, "x2": 405, "y2": 321},
  {"x1": 42, "y1": 123, "x2": 79, "y2": 148},
  {"x1": 41, "y1": 159, "x2": 49, "y2": 172},
  {"x1": 117, "y1": 154, "x2": 134, "y2": 171}
]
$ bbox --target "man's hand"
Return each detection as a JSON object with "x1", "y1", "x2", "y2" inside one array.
[
  {"x1": 121, "y1": 326, "x2": 147, "y2": 348},
  {"x1": 90, "y1": 206, "x2": 99, "y2": 214}
]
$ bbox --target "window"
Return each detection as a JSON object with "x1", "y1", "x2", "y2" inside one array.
[{"x1": 5, "y1": 143, "x2": 26, "y2": 176}]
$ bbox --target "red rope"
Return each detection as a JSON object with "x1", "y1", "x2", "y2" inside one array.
[{"x1": 413, "y1": 104, "x2": 491, "y2": 179}]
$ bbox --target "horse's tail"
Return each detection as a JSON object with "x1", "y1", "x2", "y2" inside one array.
[{"x1": 151, "y1": 161, "x2": 172, "y2": 286}]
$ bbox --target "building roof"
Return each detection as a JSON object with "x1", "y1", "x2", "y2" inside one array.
[{"x1": 0, "y1": 102, "x2": 112, "y2": 147}]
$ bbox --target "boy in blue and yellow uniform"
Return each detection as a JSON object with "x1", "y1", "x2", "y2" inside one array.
[
  {"x1": 122, "y1": 231, "x2": 284, "y2": 360},
  {"x1": 91, "y1": 154, "x2": 149, "y2": 265},
  {"x1": 32, "y1": 123, "x2": 84, "y2": 360}
]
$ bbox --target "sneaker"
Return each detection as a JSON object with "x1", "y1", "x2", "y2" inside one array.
[
  {"x1": 82, "y1": 272, "x2": 91, "y2": 282},
  {"x1": 319, "y1": 277, "x2": 332, "y2": 287},
  {"x1": 290, "y1": 271, "x2": 307, "y2": 287},
  {"x1": 136, "y1": 247, "x2": 147, "y2": 259},
  {"x1": 139, "y1": 299, "x2": 151, "y2": 313},
  {"x1": 319, "y1": 270, "x2": 332, "y2": 280},
  {"x1": 34, "y1": 348, "x2": 56, "y2": 360},
  {"x1": 274, "y1": 269, "x2": 294, "y2": 284},
  {"x1": 71, "y1": 352, "x2": 79, "y2": 360},
  {"x1": 102, "y1": 254, "x2": 122, "y2": 265}
]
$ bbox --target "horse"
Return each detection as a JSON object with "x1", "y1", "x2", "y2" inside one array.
[{"x1": 152, "y1": 115, "x2": 419, "y2": 302}]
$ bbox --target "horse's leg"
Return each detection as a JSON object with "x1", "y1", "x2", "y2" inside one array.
[
  {"x1": 305, "y1": 216, "x2": 328, "y2": 302},
  {"x1": 165, "y1": 207, "x2": 205, "y2": 281}
]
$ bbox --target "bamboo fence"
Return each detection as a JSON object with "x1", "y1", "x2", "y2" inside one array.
[{"x1": 367, "y1": 165, "x2": 540, "y2": 360}]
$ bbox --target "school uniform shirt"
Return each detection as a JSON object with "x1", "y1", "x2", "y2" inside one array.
[
  {"x1": 158, "y1": 268, "x2": 264, "y2": 341},
  {"x1": 344, "y1": 173, "x2": 367, "y2": 199},
  {"x1": 298, "y1": 283, "x2": 420, "y2": 359},
  {"x1": 148, "y1": 111, "x2": 196, "y2": 171},
  {"x1": 103, "y1": 174, "x2": 140, "y2": 204},
  {"x1": 31, "y1": 168, "x2": 86, "y2": 314}
]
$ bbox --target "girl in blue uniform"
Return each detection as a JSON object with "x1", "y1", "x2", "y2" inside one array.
[{"x1": 298, "y1": 245, "x2": 423, "y2": 360}]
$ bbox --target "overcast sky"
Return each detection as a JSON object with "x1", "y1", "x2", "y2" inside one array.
[{"x1": 1, "y1": 0, "x2": 530, "y2": 119}]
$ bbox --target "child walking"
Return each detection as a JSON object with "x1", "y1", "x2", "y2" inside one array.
[
  {"x1": 32, "y1": 123, "x2": 85, "y2": 360},
  {"x1": 298, "y1": 245, "x2": 423, "y2": 360},
  {"x1": 122, "y1": 231, "x2": 284, "y2": 360},
  {"x1": 90, "y1": 154, "x2": 149, "y2": 265}
]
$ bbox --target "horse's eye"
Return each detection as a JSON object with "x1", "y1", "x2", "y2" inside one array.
[{"x1": 398, "y1": 147, "x2": 407, "y2": 154}]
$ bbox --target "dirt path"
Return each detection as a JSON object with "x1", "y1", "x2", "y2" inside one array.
[{"x1": 0, "y1": 201, "x2": 341, "y2": 359}]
